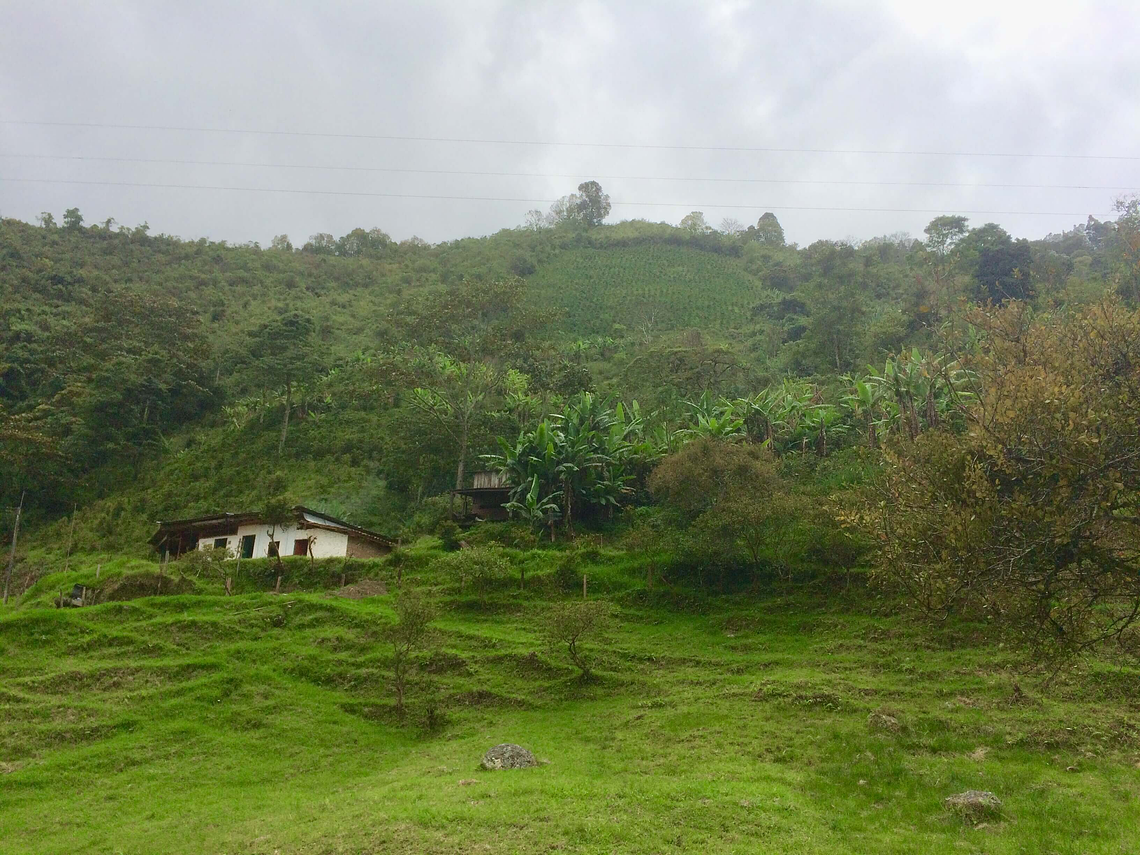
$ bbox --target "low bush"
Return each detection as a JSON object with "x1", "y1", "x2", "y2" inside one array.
[
  {"x1": 459, "y1": 521, "x2": 541, "y2": 550},
  {"x1": 435, "y1": 545, "x2": 512, "y2": 600}
]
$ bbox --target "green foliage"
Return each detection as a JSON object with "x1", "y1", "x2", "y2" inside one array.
[
  {"x1": 458, "y1": 520, "x2": 541, "y2": 551},
  {"x1": 387, "y1": 587, "x2": 437, "y2": 714},
  {"x1": 649, "y1": 437, "x2": 859, "y2": 589},
  {"x1": 437, "y1": 544, "x2": 511, "y2": 599},
  {"x1": 410, "y1": 354, "x2": 503, "y2": 490},
  {"x1": 436, "y1": 520, "x2": 462, "y2": 552},
  {"x1": 490, "y1": 393, "x2": 653, "y2": 535},
  {"x1": 527, "y1": 242, "x2": 764, "y2": 337},
  {"x1": 401, "y1": 496, "x2": 456, "y2": 540},
  {"x1": 178, "y1": 546, "x2": 231, "y2": 582},
  {"x1": 862, "y1": 301, "x2": 1140, "y2": 660},
  {"x1": 573, "y1": 180, "x2": 611, "y2": 227},
  {"x1": 648, "y1": 437, "x2": 779, "y2": 522},
  {"x1": 3, "y1": 201, "x2": 1132, "y2": 598},
  {"x1": 747, "y1": 212, "x2": 786, "y2": 246},
  {"x1": 504, "y1": 475, "x2": 562, "y2": 536},
  {"x1": 543, "y1": 599, "x2": 612, "y2": 677}
]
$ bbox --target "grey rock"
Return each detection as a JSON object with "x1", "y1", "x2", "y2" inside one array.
[
  {"x1": 480, "y1": 743, "x2": 538, "y2": 771},
  {"x1": 944, "y1": 790, "x2": 1002, "y2": 821}
]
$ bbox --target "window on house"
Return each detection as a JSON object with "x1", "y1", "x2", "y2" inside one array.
[
  {"x1": 293, "y1": 539, "x2": 309, "y2": 556},
  {"x1": 213, "y1": 537, "x2": 228, "y2": 550},
  {"x1": 268, "y1": 541, "x2": 280, "y2": 558},
  {"x1": 239, "y1": 534, "x2": 255, "y2": 559}
]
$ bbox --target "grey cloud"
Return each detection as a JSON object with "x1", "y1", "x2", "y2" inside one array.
[{"x1": 1, "y1": 1, "x2": 1137, "y2": 246}]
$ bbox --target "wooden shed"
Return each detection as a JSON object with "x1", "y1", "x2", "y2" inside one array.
[{"x1": 453, "y1": 471, "x2": 512, "y2": 522}]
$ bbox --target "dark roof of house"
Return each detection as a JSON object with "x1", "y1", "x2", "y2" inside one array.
[{"x1": 149, "y1": 506, "x2": 395, "y2": 547}]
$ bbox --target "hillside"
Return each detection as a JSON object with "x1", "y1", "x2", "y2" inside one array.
[
  {"x1": 5, "y1": 207, "x2": 1128, "y2": 533},
  {"x1": 4, "y1": 205, "x2": 1140, "y2": 853},
  {"x1": 3, "y1": 550, "x2": 1138, "y2": 854}
]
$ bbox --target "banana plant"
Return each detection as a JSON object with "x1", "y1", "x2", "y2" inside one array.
[
  {"x1": 842, "y1": 375, "x2": 885, "y2": 449},
  {"x1": 796, "y1": 403, "x2": 848, "y2": 456},
  {"x1": 487, "y1": 393, "x2": 640, "y2": 536},
  {"x1": 504, "y1": 475, "x2": 562, "y2": 542},
  {"x1": 871, "y1": 348, "x2": 976, "y2": 440},
  {"x1": 681, "y1": 393, "x2": 745, "y2": 441}
]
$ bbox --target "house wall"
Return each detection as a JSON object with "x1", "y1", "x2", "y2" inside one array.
[{"x1": 198, "y1": 523, "x2": 349, "y2": 559}]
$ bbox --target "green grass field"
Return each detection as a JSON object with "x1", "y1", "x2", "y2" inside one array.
[{"x1": 2, "y1": 549, "x2": 1139, "y2": 854}]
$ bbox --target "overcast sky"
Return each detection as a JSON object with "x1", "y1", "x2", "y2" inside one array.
[{"x1": 1, "y1": 0, "x2": 1138, "y2": 247}]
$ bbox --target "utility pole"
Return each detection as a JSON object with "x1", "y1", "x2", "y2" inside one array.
[{"x1": 3, "y1": 492, "x2": 25, "y2": 606}]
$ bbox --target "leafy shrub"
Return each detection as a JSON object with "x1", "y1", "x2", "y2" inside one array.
[
  {"x1": 554, "y1": 551, "x2": 583, "y2": 593},
  {"x1": 436, "y1": 520, "x2": 462, "y2": 552},
  {"x1": 436, "y1": 545, "x2": 511, "y2": 599},
  {"x1": 228, "y1": 556, "x2": 381, "y2": 593},
  {"x1": 544, "y1": 600, "x2": 613, "y2": 678},
  {"x1": 387, "y1": 588, "x2": 437, "y2": 716},
  {"x1": 862, "y1": 301, "x2": 1140, "y2": 660},
  {"x1": 400, "y1": 495, "x2": 453, "y2": 539},
  {"x1": 460, "y1": 521, "x2": 540, "y2": 550},
  {"x1": 649, "y1": 437, "x2": 780, "y2": 522},
  {"x1": 178, "y1": 546, "x2": 231, "y2": 579}
]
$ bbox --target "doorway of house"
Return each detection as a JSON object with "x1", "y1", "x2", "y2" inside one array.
[{"x1": 239, "y1": 534, "x2": 256, "y2": 559}]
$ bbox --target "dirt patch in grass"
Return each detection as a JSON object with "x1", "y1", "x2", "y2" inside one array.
[
  {"x1": 98, "y1": 573, "x2": 195, "y2": 603},
  {"x1": 331, "y1": 579, "x2": 388, "y2": 600}
]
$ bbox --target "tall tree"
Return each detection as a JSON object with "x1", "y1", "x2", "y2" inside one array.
[
  {"x1": 748, "y1": 212, "x2": 785, "y2": 246},
  {"x1": 680, "y1": 211, "x2": 712, "y2": 234},
  {"x1": 1110, "y1": 196, "x2": 1140, "y2": 305},
  {"x1": 719, "y1": 217, "x2": 745, "y2": 236},
  {"x1": 960, "y1": 223, "x2": 1035, "y2": 302},
  {"x1": 574, "y1": 181, "x2": 611, "y2": 227},
  {"x1": 409, "y1": 356, "x2": 501, "y2": 492},
  {"x1": 62, "y1": 207, "x2": 84, "y2": 231},
  {"x1": 923, "y1": 215, "x2": 969, "y2": 256},
  {"x1": 864, "y1": 301, "x2": 1140, "y2": 660},
  {"x1": 243, "y1": 312, "x2": 323, "y2": 455}
]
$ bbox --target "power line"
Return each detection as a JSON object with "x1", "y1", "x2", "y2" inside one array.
[
  {"x1": 0, "y1": 176, "x2": 1103, "y2": 216},
  {"x1": 2, "y1": 119, "x2": 1138, "y2": 161},
  {"x1": 1, "y1": 152, "x2": 1136, "y2": 192}
]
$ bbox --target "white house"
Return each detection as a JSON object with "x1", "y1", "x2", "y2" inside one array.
[{"x1": 150, "y1": 506, "x2": 395, "y2": 561}]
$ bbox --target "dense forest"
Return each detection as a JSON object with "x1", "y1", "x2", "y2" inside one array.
[{"x1": 4, "y1": 187, "x2": 1140, "y2": 656}]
